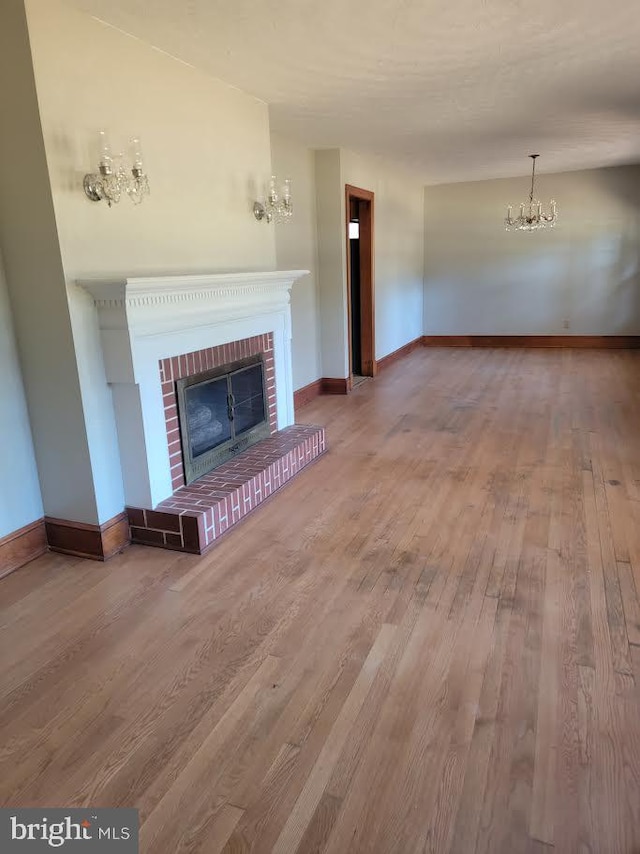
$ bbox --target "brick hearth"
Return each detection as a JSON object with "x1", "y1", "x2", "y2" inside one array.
[{"x1": 127, "y1": 424, "x2": 326, "y2": 554}]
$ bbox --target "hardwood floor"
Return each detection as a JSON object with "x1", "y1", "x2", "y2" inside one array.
[{"x1": 2, "y1": 347, "x2": 640, "y2": 853}]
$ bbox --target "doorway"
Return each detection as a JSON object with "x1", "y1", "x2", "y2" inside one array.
[{"x1": 345, "y1": 184, "x2": 375, "y2": 382}]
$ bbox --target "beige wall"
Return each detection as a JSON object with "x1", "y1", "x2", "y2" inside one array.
[
  {"x1": 24, "y1": 0, "x2": 278, "y2": 522},
  {"x1": 270, "y1": 133, "x2": 322, "y2": 391},
  {"x1": 26, "y1": 0, "x2": 275, "y2": 279},
  {"x1": 315, "y1": 149, "x2": 349, "y2": 379},
  {"x1": 0, "y1": 0, "x2": 100, "y2": 527},
  {"x1": 424, "y1": 166, "x2": 640, "y2": 335},
  {"x1": 0, "y1": 253, "x2": 43, "y2": 538}
]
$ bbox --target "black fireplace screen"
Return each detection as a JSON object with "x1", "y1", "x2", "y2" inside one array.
[{"x1": 176, "y1": 354, "x2": 270, "y2": 484}]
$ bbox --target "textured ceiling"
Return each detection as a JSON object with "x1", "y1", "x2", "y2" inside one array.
[{"x1": 62, "y1": 0, "x2": 640, "y2": 183}]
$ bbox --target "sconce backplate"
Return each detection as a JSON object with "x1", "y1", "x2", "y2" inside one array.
[
  {"x1": 83, "y1": 174, "x2": 103, "y2": 202},
  {"x1": 253, "y1": 201, "x2": 272, "y2": 223}
]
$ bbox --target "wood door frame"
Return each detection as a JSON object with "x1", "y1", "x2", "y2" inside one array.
[{"x1": 345, "y1": 184, "x2": 376, "y2": 381}]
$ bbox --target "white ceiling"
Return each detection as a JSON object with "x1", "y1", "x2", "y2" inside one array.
[{"x1": 63, "y1": 0, "x2": 640, "y2": 184}]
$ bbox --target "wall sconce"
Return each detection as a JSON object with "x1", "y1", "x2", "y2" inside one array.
[
  {"x1": 253, "y1": 176, "x2": 293, "y2": 223},
  {"x1": 83, "y1": 131, "x2": 150, "y2": 207}
]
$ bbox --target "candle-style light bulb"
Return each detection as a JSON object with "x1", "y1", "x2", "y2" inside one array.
[
  {"x1": 268, "y1": 175, "x2": 278, "y2": 205},
  {"x1": 131, "y1": 137, "x2": 144, "y2": 172},
  {"x1": 98, "y1": 130, "x2": 112, "y2": 171},
  {"x1": 282, "y1": 178, "x2": 291, "y2": 202}
]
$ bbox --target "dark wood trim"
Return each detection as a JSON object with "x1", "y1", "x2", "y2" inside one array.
[
  {"x1": 345, "y1": 184, "x2": 376, "y2": 380},
  {"x1": 377, "y1": 336, "x2": 424, "y2": 372},
  {"x1": 321, "y1": 377, "x2": 350, "y2": 395},
  {"x1": 422, "y1": 335, "x2": 640, "y2": 349},
  {"x1": 101, "y1": 512, "x2": 132, "y2": 559},
  {"x1": 294, "y1": 378, "x2": 323, "y2": 411},
  {"x1": 422, "y1": 335, "x2": 479, "y2": 348},
  {"x1": 45, "y1": 511, "x2": 130, "y2": 561},
  {"x1": 0, "y1": 518, "x2": 47, "y2": 579}
]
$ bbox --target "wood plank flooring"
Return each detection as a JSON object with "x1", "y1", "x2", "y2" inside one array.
[{"x1": 2, "y1": 347, "x2": 640, "y2": 853}]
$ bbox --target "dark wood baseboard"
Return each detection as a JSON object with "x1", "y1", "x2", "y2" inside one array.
[
  {"x1": 0, "y1": 518, "x2": 47, "y2": 579},
  {"x1": 294, "y1": 378, "x2": 323, "y2": 411},
  {"x1": 321, "y1": 377, "x2": 350, "y2": 395},
  {"x1": 45, "y1": 511, "x2": 130, "y2": 561},
  {"x1": 422, "y1": 335, "x2": 640, "y2": 349},
  {"x1": 376, "y1": 336, "x2": 424, "y2": 372},
  {"x1": 293, "y1": 376, "x2": 352, "y2": 402}
]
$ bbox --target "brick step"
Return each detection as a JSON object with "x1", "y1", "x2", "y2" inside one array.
[{"x1": 127, "y1": 424, "x2": 326, "y2": 554}]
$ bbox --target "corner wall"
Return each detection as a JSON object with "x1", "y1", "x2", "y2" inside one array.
[
  {"x1": 270, "y1": 133, "x2": 322, "y2": 391},
  {"x1": 341, "y1": 150, "x2": 425, "y2": 361},
  {"x1": 314, "y1": 148, "x2": 426, "y2": 382},
  {"x1": 0, "y1": 0, "x2": 100, "y2": 527},
  {"x1": 315, "y1": 149, "x2": 349, "y2": 380},
  {"x1": 0, "y1": 254, "x2": 43, "y2": 538},
  {"x1": 424, "y1": 165, "x2": 640, "y2": 335}
]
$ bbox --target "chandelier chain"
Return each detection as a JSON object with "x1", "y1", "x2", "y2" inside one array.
[{"x1": 529, "y1": 154, "x2": 537, "y2": 204}]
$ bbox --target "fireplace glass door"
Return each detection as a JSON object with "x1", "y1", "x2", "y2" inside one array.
[
  {"x1": 177, "y1": 354, "x2": 270, "y2": 484},
  {"x1": 230, "y1": 362, "x2": 266, "y2": 437},
  {"x1": 185, "y1": 375, "x2": 232, "y2": 460}
]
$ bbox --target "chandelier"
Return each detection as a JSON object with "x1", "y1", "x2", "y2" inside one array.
[
  {"x1": 83, "y1": 131, "x2": 150, "y2": 207},
  {"x1": 505, "y1": 155, "x2": 557, "y2": 231}
]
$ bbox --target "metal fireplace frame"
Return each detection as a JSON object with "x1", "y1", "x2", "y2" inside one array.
[{"x1": 176, "y1": 353, "x2": 270, "y2": 485}]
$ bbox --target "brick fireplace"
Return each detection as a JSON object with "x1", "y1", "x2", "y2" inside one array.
[{"x1": 81, "y1": 271, "x2": 325, "y2": 554}]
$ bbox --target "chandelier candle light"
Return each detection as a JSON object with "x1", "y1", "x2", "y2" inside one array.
[
  {"x1": 83, "y1": 131, "x2": 150, "y2": 207},
  {"x1": 505, "y1": 155, "x2": 557, "y2": 231},
  {"x1": 253, "y1": 176, "x2": 293, "y2": 223}
]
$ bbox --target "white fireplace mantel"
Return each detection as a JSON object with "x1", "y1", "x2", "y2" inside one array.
[{"x1": 80, "y1": 270, "x2": 309, "y2": 508}]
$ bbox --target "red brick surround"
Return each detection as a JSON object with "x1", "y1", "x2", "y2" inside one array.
[
  {"x1": 127, "y1": 424, "x2": 326, "y2": 554},
  {"x1": 159, "y1": 333, "x2": 277, "y2": 491}
]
